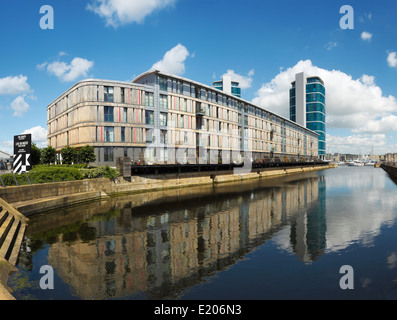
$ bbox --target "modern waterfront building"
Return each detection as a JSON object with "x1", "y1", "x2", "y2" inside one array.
[
  {"x1": 213, "y1": 75, "x2": 241, "y2": 98},
  {"x1": 47, "y1": 70, "x2": 319, "y2": 167},
  {"x1": 290, "y1": 72, "x2": 326, "y2": 158}
]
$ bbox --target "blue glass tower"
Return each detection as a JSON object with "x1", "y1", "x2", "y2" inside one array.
[{"x1": 290, "y1": 72, "x2": 326, "y2": 158}]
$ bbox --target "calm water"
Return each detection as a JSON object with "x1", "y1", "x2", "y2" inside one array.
[{"x1": 8, "y1": 166, "x2": 397, "y2": 300}]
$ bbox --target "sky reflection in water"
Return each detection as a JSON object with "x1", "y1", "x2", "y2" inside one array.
[{"x1": 9, "y1": 166, "x2": 397, "y2": 300}]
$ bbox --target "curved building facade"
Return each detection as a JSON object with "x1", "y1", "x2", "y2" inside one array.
[{"x1": 47, "y1": 70, "x2": 319, "y2": 166}]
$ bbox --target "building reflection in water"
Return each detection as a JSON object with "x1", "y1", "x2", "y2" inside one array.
[{"x1": 21, "y1": 173, "x2": 326, "y2": 299}]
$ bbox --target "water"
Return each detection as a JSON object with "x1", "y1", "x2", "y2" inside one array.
[{"x1": 8, "y1": 166, "x2": 397, "y2": 300}]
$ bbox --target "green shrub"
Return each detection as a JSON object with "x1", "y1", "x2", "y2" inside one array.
[
  {"x1": 0, "y1": 173, "x2": 30, "y2": 186},
  {"x1": 29, "y1": 167, "x2": 83, "y2": 183},
  {"x1": 79, "y1": 165, "x2": 120, "y2": 180},
  {"x1": 0, "y1": 165, "x2": 119, "y2": 186}
]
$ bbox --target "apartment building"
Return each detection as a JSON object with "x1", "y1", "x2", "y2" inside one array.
[{"x1": 47, "y1": 70, "x2": 319, "y2": 166}]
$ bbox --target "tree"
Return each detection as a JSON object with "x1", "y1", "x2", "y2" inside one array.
[
  {"x1": 61, "y1": 146, "x2": 77, "y2": 165},
  {"x1": 41, "y1": 146, "x2": 57, "y2": 165},
  {"x1": 31, "y1": 143, "x2": 42, "y2": 166},
  {"x1": 77, "y1": 145, "x2": 96, "y2": 165}
]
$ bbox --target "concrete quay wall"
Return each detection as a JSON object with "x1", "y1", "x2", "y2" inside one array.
[
  {"x1": 381, "y1": 164, "x2": 397, "y2": 180},
  {"x1": 0, "y1": 164, "x2": 335, "y2": 217}
]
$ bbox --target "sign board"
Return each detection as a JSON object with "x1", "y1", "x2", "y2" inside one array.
[{"x1": 13, "y1": 134, "x2": 32, "y2": 174}]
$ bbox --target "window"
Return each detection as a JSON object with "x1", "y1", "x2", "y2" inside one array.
[
  {"x1": 104, "y1": 106, "x2": 114, "y2": 122},
  {"x1": 180, "y1": 115, "x2": 184, "y2": 128},
  {"x1": 121, "y1": 88, "x2": 125, "y2": 103},
  {"x1": 104, "y1": 126, "x2": 114, "y2": 142},
  {"x1": 121, "y1": 127, "x2": 125, "y2": 142},
  {"x1": 145, "y1": 110, "x2": 154, "y2": 125},
  {"x1": 160, "y1": 112, "x2": 167, "y2": 126},
  {"x1": 159, "y1": 77, "x2": 167, "y2": 91},
  {"x1": 183, "y1": 98, "x2": 187, "y2": 111},
  {"x1": 104, "y1": 86, "x2": 114, "y2": 102},
  {"x1": 123, "y1": 107, "x2": 127, "y2": 123},
  {"x1": 146, "y1": 130, "x2": 154, "y2": 143},
  {"x1": 104, "y1": 147, "x2": 114, "y2": 162},
  {"x1": 161, "y1": 130, "x2": 168, "y2": 144},
  {"x1": 159, "y1": 94, "x2": 167, "y2": 109},
  {"x1": 145, "y1": 92, "x2": 154, "y2": 107}
]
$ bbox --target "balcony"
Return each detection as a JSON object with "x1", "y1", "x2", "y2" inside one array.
[{"x1": 196, "y1": 102, "x2": 206, "y2": 116}]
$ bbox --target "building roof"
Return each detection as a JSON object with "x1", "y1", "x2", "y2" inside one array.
[
  {"x1": 133, "y1": 70, "x2": 319, "y2": 136},
  {"x1": 0, "y1": 150, "x2": 12, "y2": 160}
]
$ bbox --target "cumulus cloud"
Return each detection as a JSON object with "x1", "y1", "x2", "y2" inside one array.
[
  {"x1": 87, "y1": 0, "x2": 176, "y2": 27},
  {"x1": 40, "y1": 57, "x2": 94, "y2": 82},
  {"x1": 10, "y1": 96, "x2": 30, "y2": 117},
  {"x1": 151, "y1": 44, "x2": 189, "y2": 75},
  {"x1": 361, "y1": 31, "x2": 372, "y2": 41},
  {"x1": 222, "y1": 69, "x2": 255, "y2": 90},
  {"x1": 387, "y1": 52, "x2": 397, "y2": 68},
  {"x1": 0, "y1": 75, "x2": 31, "y2": 95},
  {"x1": 326, "y1": 134, "x2": 387, "y2": 154},
  {"x1": 0, "y1": 126, "x2": 47, "y2": 154},
  {"x1": 252, "y1": 59, "x2": 397, "y2": 134},
  {"x1": 22, "y1": 126, "x2": 47, "y2": 147}
]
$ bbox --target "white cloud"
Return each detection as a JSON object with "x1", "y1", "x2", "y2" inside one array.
[
  {"x1": 326, "y1": 134, "x2": 387, "y2": 154},
  {"x1": 361, "y1": 31, "x2": 372, "y2": 41},
  {"x1": 42, "y1": 57, "x2": 94, "y2": 82},
  {"x1": 252, "y1": 59, "x2": 397, "y2": 134},
  {"x1": 87, "y1": 0, "x2": 176, "y2": 27},
  {"x1": 151, "y1": 44, "x2": 189, "y2": 75},
  {"x1": 387, "y1": 52, "x2": 397, "y2": 68},
  {"x1": 222, "y1": 69, "x2": 255, "y2": 90},
  {"x1": 0, "y1": 140, "x2": 14, "y2": 155},
  {"x1": 22, "y1": 126, "x2": 47, "y2": 147},
  {"x1": 353, "y1": 115, "x2": 397, "y2": 134},
  {"x1": 10, "y1": 96, "x2": 30, "y2": 117},
  {"x1": 325, "y1": 41, "x2": 338, "y2": 51},
  {"x1": 0, "y1": 126, "x2": 47, "y2": 154},
  {"x1": 0, "y1": 75, "x2": 31, "y2": 95}
]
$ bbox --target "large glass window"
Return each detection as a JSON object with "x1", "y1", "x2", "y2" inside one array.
[
  {"x1": 123, "y1": 107, "x2": 127, "y2": 123},
  {"x1": 121, "y1": 127, "x2": 125, "y2": 142},
  {"x1": 104, "y1": 147, "x2": 114, "y2": 162},
  {"x1": 121, "y1": 88, "x2": 125, "y2": 103},
  {"x1": 145, "y1": 92, "x2": 154, "y2": 107},
  {"x1": 159, "y1": 77, "x2": 168, "y2": 91},
  {"x1": 104, "y1": 86, "x2": 114, "y2": 102},
  {"x1": 160, "y1": 112, "x2": 167, "y2": 126},
  {"x1": 306, "y1": 112, "x2": 325, "y2": 122},
  {"x1": 104, "y1": 127, "x2": 114, "y2": 142},
  {"x1": 159, "y1": 94, "x2": 168, "y2": 109},
  {"x1": 145, "y1": 110, "x2": 154, "y2": 125},
  {"x1": 104, "y1": 106, "x2": 114, "y2": 122}
]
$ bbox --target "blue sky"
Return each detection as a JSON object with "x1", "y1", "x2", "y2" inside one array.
[{"x1": 1, "y1": 0, "x2": 397, "y2": 155}]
